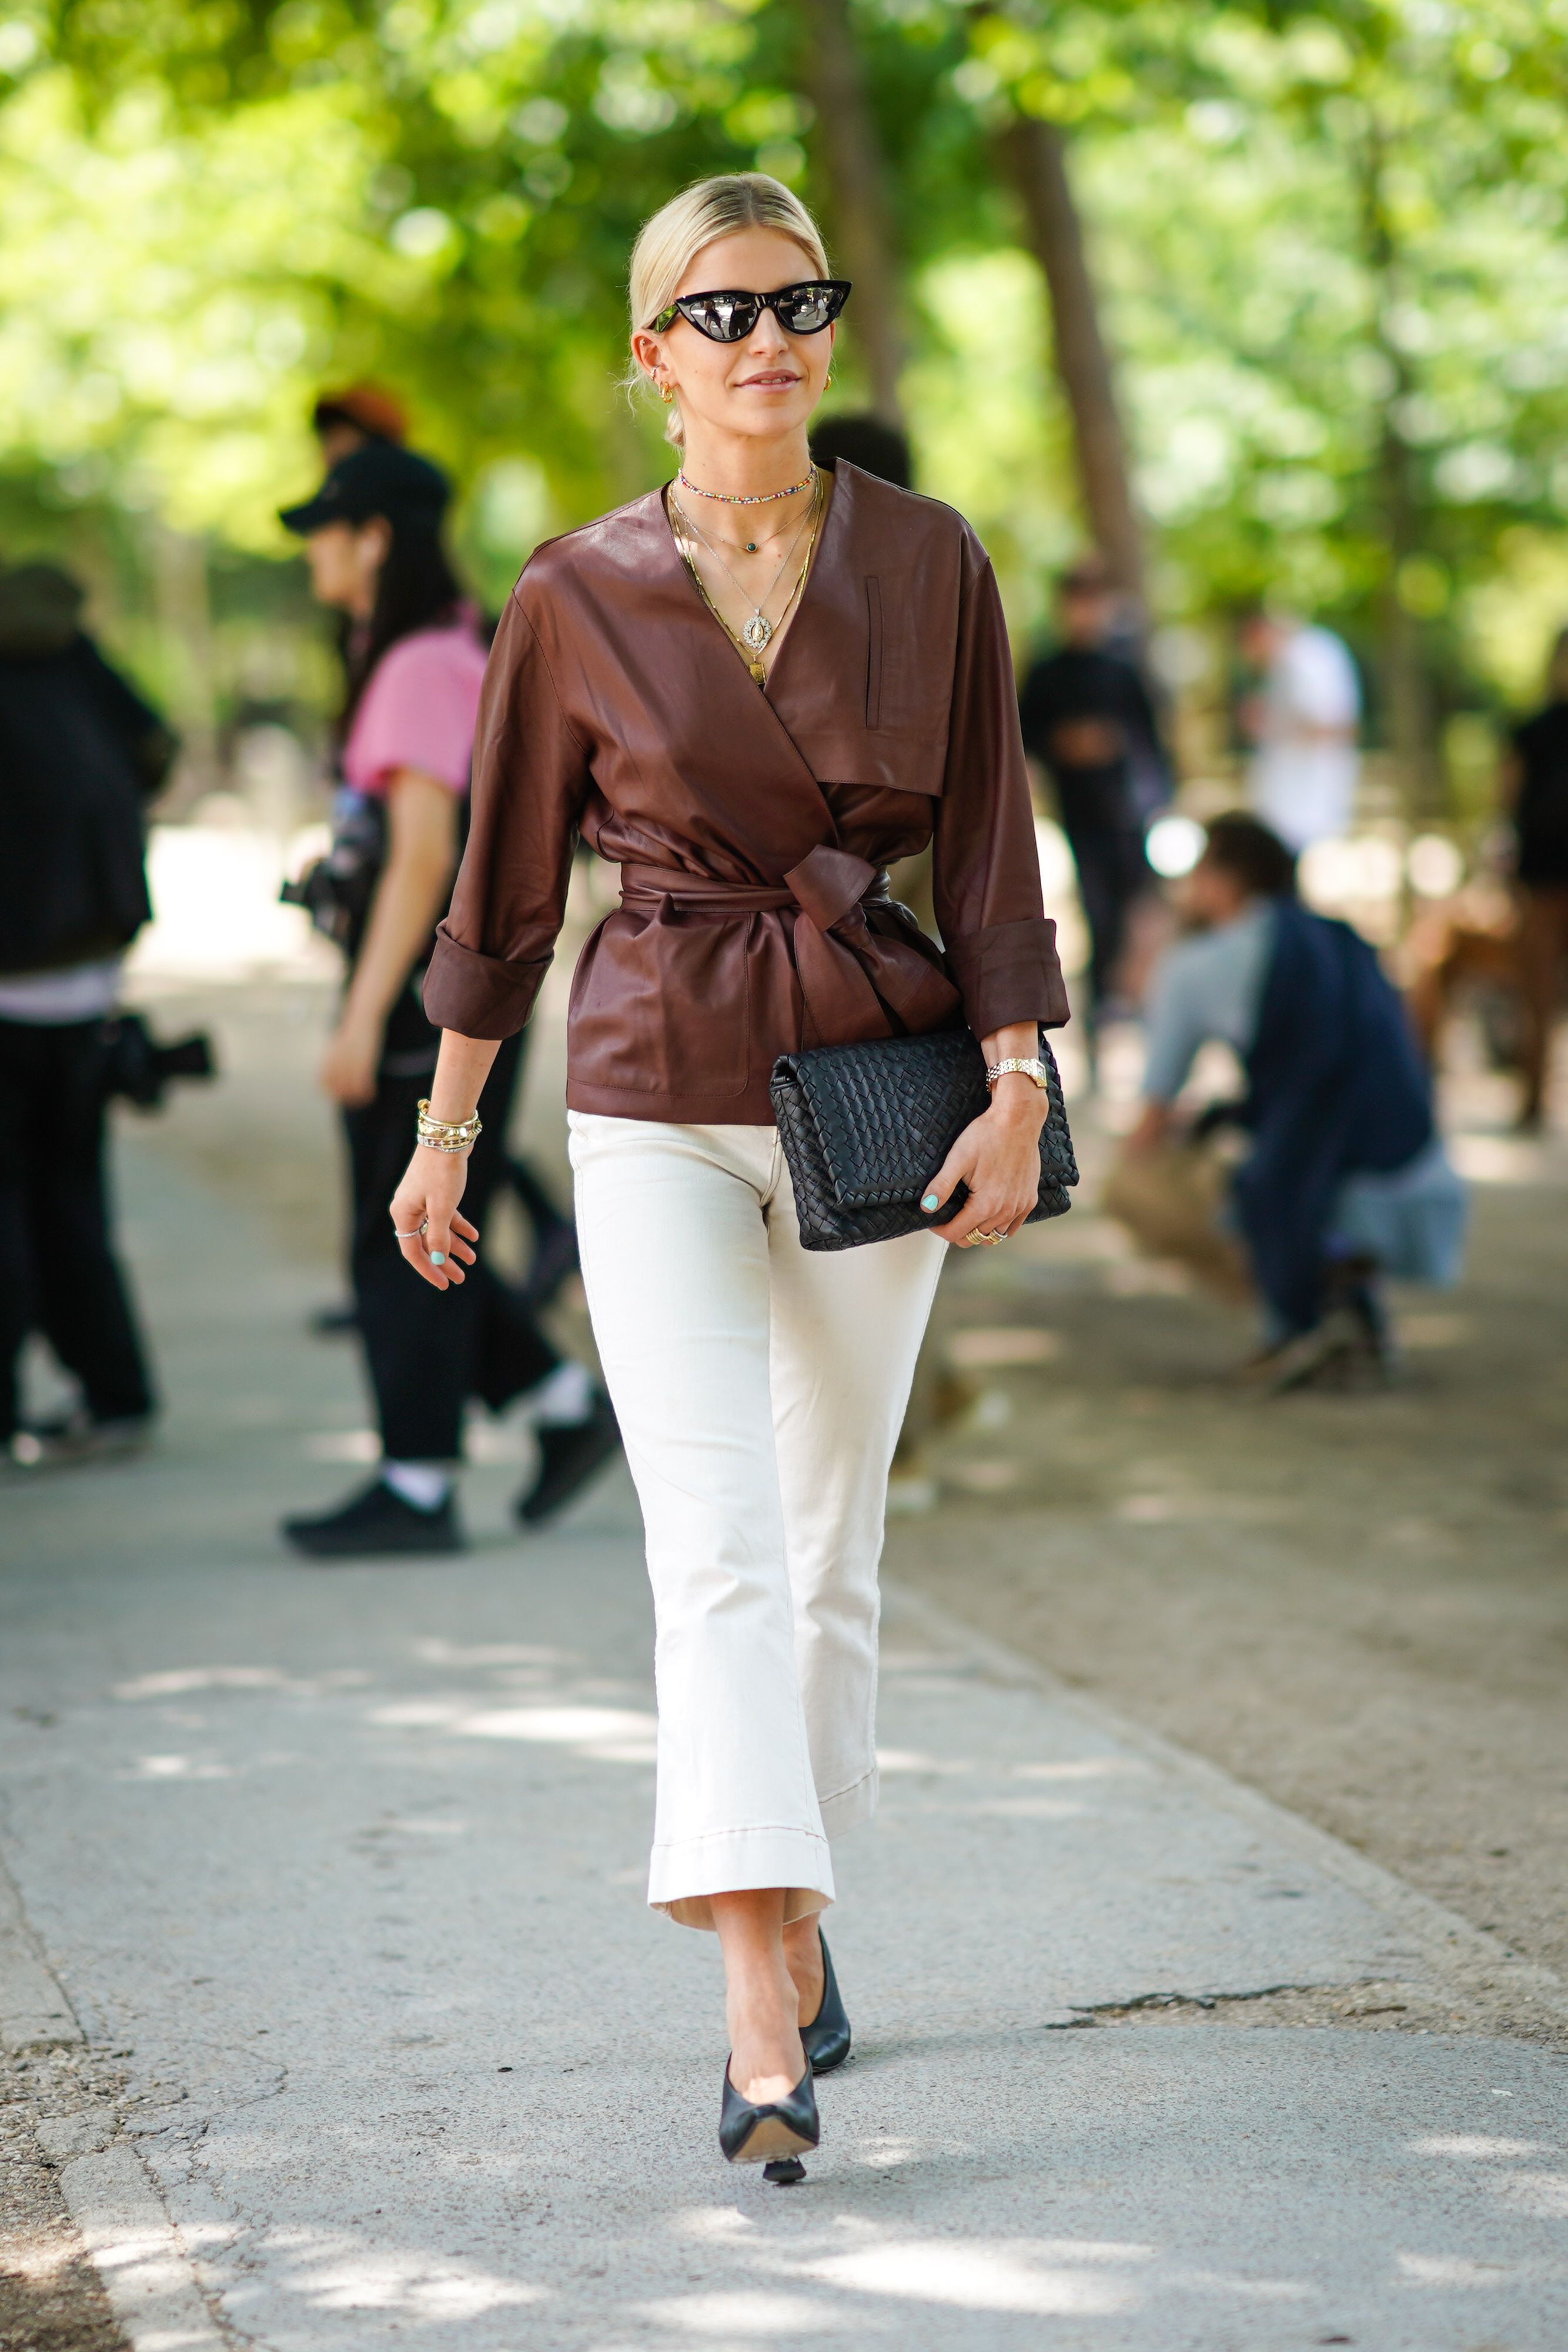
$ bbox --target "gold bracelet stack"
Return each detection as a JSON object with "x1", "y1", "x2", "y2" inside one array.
[{"x1": 416, "y1": 1098, "x2": 482, "y2": 1154}]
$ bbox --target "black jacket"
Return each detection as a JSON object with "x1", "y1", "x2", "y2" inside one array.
[
  {"x1": 0, "y1": 564, "x2": 176, "y2": 977},
  {"x1": 1017, "y1": 643, "x2": 1168, "y2": 833}
]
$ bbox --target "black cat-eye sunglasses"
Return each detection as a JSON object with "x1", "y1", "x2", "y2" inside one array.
[{"x1": 648, "y1": 279, "x2": 852, "y2": 343}]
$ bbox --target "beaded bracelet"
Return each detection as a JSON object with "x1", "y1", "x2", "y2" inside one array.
[{"x1": 416, "y1": 1098, "x2": 483, "y2": 1154}]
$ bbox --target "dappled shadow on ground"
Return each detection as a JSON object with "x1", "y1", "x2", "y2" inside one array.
[{"x1": 890, "y1": 1067, "x2": 1568, "y2": 1980}]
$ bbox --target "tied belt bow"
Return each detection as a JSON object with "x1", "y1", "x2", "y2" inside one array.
[{"x1": 619, "y1": 844, "x2": 961, "y2": 1048}]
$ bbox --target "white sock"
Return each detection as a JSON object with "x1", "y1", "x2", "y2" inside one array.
[
  {"x1": 382, "y1": 1462, "x2": 452, "y2": 1512},
  {"x1": 528, "y1": 1360, "x2": 595, "y2": 1428}
]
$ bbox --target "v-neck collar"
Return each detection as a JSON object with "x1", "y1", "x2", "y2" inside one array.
[{"x1": 655, "y1": 461, "x2": 850, "y2": 701}]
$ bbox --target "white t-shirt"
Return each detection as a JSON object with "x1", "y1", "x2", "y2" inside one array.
[{"x1": 1247, "y1": 624, "x2": 1360, "y2": 851}]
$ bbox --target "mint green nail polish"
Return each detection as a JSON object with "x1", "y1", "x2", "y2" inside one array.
[
  {"x1": 429, "y1": 1250, "x2": 446, "y2": 1266},
  {"x1": 921, "y1": 1193, "x2": 939, "y2": 1212}
]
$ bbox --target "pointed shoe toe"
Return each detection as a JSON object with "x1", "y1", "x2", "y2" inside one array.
[
  {"x1": 800, "y1": 1933, "x2": 851, "y2": 2075},
  {"x1": 718, "y1": 2062, "x2": 819, "y2": 2166}
]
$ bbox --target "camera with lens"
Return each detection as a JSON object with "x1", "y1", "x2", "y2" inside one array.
[
  {"x1": 99, "y1": 1011, "x2": 216, "y2": 1111},
  {"x1": 280, "y1": 791, "x2": 386, "y2": 952},
  {"x1": 279, "y1": 856, "x2": 357, "y2": 946}
]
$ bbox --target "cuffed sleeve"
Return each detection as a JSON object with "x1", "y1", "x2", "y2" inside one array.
[
  {"x1": 946, "y1": 915, "x2": 1069, "y2": 1037},
  {"x1": 422, "y1": 587, "x2": 592, "y2": 1041},
  {"x1": 931, "y1": 536, "x2": 1070, "y2": 1033},
  {"x1": 423, "y1": 929, "x2": 553, "y2": 1037}
]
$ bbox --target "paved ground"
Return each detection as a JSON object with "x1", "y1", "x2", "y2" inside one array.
[
  {"x1": 4, "y1": 1011, "x2": 1568, "y2": 2347},
  {"x1": 112, "y1": 973, "x2": 1568, "y2": 1977},
  {"x1": 892, "y1": 1071, "x2": 1568, "y2": 1983}
]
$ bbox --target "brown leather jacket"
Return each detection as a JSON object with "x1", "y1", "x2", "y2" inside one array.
[{"x1": 424, "y1": 461, "x2": 1069, "y2": 1123}]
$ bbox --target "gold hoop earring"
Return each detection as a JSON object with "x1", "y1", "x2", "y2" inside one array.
[
  {"x1": 660, "y1": 382, "x2": 674, "y2": 405},
  {"x1": 825, "y1": 369, "x2": 835, "y2": 387}
]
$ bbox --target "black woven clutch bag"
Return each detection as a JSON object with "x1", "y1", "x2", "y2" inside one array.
[{"x1": 770, "y1": 1027, "x2": 1078, "y2": 1252}]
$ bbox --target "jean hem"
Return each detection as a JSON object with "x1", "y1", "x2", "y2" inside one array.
[
  {"x1": 648, "y1": 1824, "x2": 834, "y2": 1933},
  {"x1": 818, "y1": 1763, "x2": 878, "y2": 1839}
]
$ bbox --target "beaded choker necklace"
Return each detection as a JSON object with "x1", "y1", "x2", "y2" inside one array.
[{"x1": 677, "y1": 466, "x2": 815, "y2": 508}]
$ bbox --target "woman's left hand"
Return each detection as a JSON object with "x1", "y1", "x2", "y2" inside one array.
[
  {"x1": 319, "y1": 1017, "x2": 382, "y2": 1108},
  {"x1": 922, "y1": 1078, "x2": 1047, "y2": 1247}
]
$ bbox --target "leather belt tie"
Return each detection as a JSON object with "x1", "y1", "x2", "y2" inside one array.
[{"x1": 619, "y1": 844, "x2": 961, "y2": 1050}]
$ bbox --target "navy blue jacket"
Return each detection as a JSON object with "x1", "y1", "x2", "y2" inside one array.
[{"x1": 1233, "y1": 900, "x2": 1432, "y2": 1333}]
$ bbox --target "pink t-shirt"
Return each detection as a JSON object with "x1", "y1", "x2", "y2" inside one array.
[{"x1": 341, "y1": 618, "x2": 489, "y2": 797}]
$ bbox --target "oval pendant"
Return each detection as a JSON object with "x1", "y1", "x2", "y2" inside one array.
[{"x1": 742, "y1": 613, "x2": 773, "y2": 653}]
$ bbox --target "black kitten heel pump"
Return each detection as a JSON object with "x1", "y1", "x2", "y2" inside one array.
[
  {"x1": 800, "y1": 1932, "x2": 851, "y2": 2075},
  {"x1": 719, "y1": 2060, "x2": 819, "y2": 2183}
]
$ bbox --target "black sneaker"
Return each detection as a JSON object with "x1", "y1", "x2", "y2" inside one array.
[
  {"x1": 515, "y1": 1392, "x2": 621, "y2": 1526},
  {"x1": 1259, "y1": 1308, "x2": 1365, "y2": 1395},
  {"x1": 10, "y1": 1411, "x2": 155, "y2": 1468},
  {"x1": 281, "y1": 1477, "x2": 465, "y2": 1559}
]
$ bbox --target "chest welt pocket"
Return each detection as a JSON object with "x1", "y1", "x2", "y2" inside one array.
[
  {"x1": 865, "y1": 573, "x2": 945, "y2": 744},
  {"x1": 865, "y1": 576, "x2": 884, "y2": 729}
]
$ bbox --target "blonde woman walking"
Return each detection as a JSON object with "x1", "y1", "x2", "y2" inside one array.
[{"x1": 390, "y1": 173, "x2": 1067, "y2": 2173}]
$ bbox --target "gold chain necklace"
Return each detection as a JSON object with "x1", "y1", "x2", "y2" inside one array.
[
  {"x1": 671, "y1": 483, "x2": 815, "y2": 644},
  {"x1": 671, "y1": 474, "x2": 825, "y2": 683}
]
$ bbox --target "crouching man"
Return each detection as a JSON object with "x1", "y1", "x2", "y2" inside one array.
[{"x1": 1118, "y1": 814, "x2": 1466, "y2": 1389}]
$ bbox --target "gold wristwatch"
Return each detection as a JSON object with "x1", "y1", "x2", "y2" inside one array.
[{"x1": 985, "y1": 1056, "x2": 1049, "y2": 1091}]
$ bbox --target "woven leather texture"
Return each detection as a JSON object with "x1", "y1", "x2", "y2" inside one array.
[{"x1": 771, "y1": 1027, "x2": 1078, "y2": 1254}]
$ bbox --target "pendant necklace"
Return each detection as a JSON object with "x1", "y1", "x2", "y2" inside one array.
[
  {"x1": 671, "y1": 475, "x2": 819, "y2": 662},
  {"x1": 670, "y1": 474, "x2": 825, "y2": 683}
]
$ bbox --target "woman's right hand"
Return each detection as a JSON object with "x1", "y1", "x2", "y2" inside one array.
[{"x1": 389, "y1": 1147, "x2": 479, "y2": 1291}]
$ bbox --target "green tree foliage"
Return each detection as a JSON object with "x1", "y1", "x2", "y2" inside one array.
[
  {"x1": 2, "y1": 0, "x2": 1566, "y2": 760},
  {"x1": 954, "y1": 4, "x2": 1568, "y2": 713}
]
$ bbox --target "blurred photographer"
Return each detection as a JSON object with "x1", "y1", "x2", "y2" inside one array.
[
  {"x1": 1019, "y1": 556, "x2": 1169, "y2": 1042},
  {"x1": 0, "y1": 560, "x2": 177, "y2": 1464},
  {"x1": 279, "y1": 443, "x2": 614, "y2": 1558}
]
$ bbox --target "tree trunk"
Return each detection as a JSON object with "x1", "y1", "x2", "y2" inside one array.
[
  {"x1": 798, "y1": 0, "x2": 905, "y2": 425},
  {"x1": 1361, "y1": 133, "x2": 1440, "y2": 819},
  {"x1": 1375, "y1": 410, "x2": 1440, "y2": 819},
  {"x1": 1002, "y1": 113, "x2": 1145, "y2": 607},
  {"x1": 148, "y1": 520, "x2": 220, "y2": 814}
]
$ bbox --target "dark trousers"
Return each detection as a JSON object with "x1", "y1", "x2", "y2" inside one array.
[
  {"x1": 1065, "y1": 826, "x2": 1152, "y2": 1014},
  {"x1": 345, "y1": 1031, "x2": 558, "y2": 1462},
  {"x1": 1517, "y1": 883, "x2": 1568, "y2": 1122},
  {"x1": 0, "y1": 1017, "x2": 155, "y2": 1440}
]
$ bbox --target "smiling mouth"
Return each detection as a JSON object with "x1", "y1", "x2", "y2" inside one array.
[{"x1": 738, "y1": 372, "x2": 800, "y2": 388}]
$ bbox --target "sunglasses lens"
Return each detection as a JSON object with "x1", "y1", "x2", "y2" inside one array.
[
  {"x1": 777, "y1": 285, "x2": 840, "y2": 332},
  {"x1": 682, "y1": 293, "x2": 758, "y2": 342}
]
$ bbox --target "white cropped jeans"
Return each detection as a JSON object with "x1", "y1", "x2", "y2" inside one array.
[{"x1": 569, "y1": 1114, "x2": 945, "y2": 1930}]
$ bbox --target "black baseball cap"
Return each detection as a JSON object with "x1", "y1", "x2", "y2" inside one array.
[{"x1": 279, "y1": 440, "x2": 451, "y2": 536}]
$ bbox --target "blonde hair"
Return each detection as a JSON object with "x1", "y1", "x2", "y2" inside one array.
[{"x1": 626, "y1": 173, "x2": 831, "y2": 450}]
